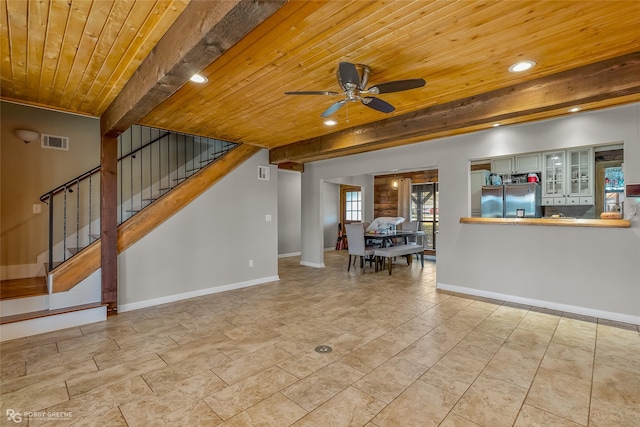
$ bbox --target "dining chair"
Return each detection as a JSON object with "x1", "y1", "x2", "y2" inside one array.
[
  {"x1": 401, "y1": 221, "x2": 420, "y2": 244},
  {"x1": 400, "y1": 221, "x2": 425, "y2": 262},
  {"x1": 345, "y1": 223, "x2": 376, "y2": 271}
]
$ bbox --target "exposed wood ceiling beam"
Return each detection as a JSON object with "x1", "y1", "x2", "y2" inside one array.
[
  {"x1": 100, "y1": 0, "x2": 287, "y2": 137},
  {"x1": 278, "y1": 162, "x2": 304, "y2": 173},
  {"x1": 270, "y1": 52, "x2": 640, "y2": 165},
  {"x1": 94, "y1": 0, "x2": 286, "y2": 313}
]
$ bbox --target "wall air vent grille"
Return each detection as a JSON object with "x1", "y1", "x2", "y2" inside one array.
[
  {"x1": 258, "y1": 165, "x2": 270, "y2": 181},
  {"x1": 41, "y1": 134, "x2": 69, "y2": 151}
]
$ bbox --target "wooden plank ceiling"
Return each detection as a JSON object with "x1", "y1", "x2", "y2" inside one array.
[{"x1": 2, "y1": 1, "x2": 640, "y2": 164}]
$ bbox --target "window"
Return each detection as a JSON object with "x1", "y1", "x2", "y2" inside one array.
[
  {"x1": 340, "y1": 185, "x2": 362, "y2": 226},
  {"x1": 410, "y1": 182, "x2": 439, "y2": 250},
  {"x1": 345, "y1": 190, "x2": 362, "y2": 221}
]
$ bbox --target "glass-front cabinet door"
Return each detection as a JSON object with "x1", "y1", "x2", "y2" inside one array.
[
  {"x1": 543, "y1": 151, "x2": 565, "y2": 198},
  {"x1": 568, "y1": 148, "x2": 593, "y2": 196}
]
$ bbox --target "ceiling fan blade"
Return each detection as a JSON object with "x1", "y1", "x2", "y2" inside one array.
[
  {"x1": 284, "y1": 91, "x2": 339, "y2": 96},
  {"x1": 338, "y1": 62, "x2": 360, "y2": 88},
  {"x1": 321, "y1": 99, "x2": 347, "y2": 117},
  {"x1": 362, "y1": 97, "x2": 395, "y2": 113},
  {"x1": 369, "y1": 78, "x2": 426, "y2": 94}
]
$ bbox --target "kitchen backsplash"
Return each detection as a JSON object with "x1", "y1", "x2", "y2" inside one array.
[{"x1": 543, "y1": 205, "x2": 595, "y2": 219}]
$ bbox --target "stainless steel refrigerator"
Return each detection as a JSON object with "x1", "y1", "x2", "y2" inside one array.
[
  {"x1": 504, "y1": 183, "x2": 541, "y2": 218},
  {"x1": 482, "y1": 183, "x2": 542, "y2": 218},
  {"x1": 481, "y1": 185, "x2": 505, "y2": 218}
]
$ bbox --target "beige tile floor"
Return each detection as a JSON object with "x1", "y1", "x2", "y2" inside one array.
[{"x1": 1, "y1": 251, "x2": 639, "y2": 426}]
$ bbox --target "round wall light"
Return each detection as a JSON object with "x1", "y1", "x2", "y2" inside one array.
[{"x1": 15, "y1": 129, "x2": 40, "y2": 143}]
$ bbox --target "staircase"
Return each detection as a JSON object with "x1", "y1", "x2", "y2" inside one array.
[{"x1": 1, "y1": 125, "x2": 248, "y2": 341}]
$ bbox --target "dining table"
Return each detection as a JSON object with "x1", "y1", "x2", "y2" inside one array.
[{"x1": 364, "y1": 229, "x2": 426, "y2": 247}]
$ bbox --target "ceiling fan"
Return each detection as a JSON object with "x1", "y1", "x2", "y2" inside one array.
[{"x1": 285, "y1": 62, "x2": 426, "y2": 118}]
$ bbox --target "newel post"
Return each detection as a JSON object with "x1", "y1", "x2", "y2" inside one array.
[{"x1": 100, "y1": 134, "x2": 118, "y2": 313}]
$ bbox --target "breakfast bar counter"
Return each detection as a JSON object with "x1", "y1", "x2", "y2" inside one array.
[{"x1": 459, "y1": 217, "x2": 631, "y2": 228}]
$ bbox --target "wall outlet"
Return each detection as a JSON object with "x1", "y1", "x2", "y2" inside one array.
[
  {"x1": 33, "y1": 204, "x2": 41, "y2": 214},
  {"x1": 249, "y1": 259, "x2": 253, "y2": 267},
  {"x1": 265, "y1": 214, "x2": 272, "y2": 222}
]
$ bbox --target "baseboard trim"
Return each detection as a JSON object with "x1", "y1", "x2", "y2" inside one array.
[
  {"x1": 118, "y1": 275, "x2": 280, "y2": 313},
  {"x1": 299, "y1": 261, "x2": 325, "y2": 268},
  {"x1": 278, "y1": 252, "x2": 301, "y2": 258},
  {"x1": 0, "y1": 305, "x2": 106, "y2": 342},
  {"x1": 436, "y1": 282, "x2": 640, "y2": 325}
]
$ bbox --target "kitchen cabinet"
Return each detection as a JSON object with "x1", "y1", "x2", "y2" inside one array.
[
  {"x1": 490, "y1": 157, "x2": 513, "y2": 174},
  {"x1": 470, "y1": 169, "x2": 490, "y2": 217},
  {"x1": 491, "y1": 154, "x2": 541, "y2": 174},
  {"x1": 515, "y1": 153, "x2": 541, "y2": 173},
  {"x1": 541, "y1": 148, "x2": 593, "y2": 206}
]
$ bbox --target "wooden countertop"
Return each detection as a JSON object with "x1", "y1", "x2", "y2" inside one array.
[{"x1": 460, "y1": 217, "x2": 631, "y2": 228}]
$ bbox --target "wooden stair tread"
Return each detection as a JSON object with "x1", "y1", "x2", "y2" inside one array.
[
  {"x1": 0, "y1": 302, "x2": 104, "y2": 325},
  {"x1": 0, "y1": 277, "x2": 48, "y2": 300}
]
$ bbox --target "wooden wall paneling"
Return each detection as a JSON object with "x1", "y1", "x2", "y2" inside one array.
[
  {"x1": 5, "y1": 1, "x2": 640, "y2": 151},
  {"x1": 270, "y1": 52, "x2": 640, "y2": 164},
  {"x1": 38, "y1": 0, "x2": 70, "y2": 103},
  {"x1": 90, "y1": 0, "x2": 189, "y2": 114},
  {"x1": 48, "y1": 0, "x2": 94, "y2": 106},
  {"x1": 5, "y1": 0, "x2": 28, "y2": 99},
  {"x1": 25, "y1": 0, "x2": 48, "y2": 104},
  {"x1": 471, "y1": 163, "x2": 491, "y2": 172},
  {"x1": 59, "y1": 1, "x2": 115, "y2": 109},
  {"x1": 0, "y1": 2, "x2": 12, "y2": 97},
  {"x1": 67, "y1": 0, "x2": 137, "y2": 112},
  {"x1": 140, "y1": 1, "x2": 349, "y2": 135},
  {"x1": 373, "y1": 170, "x2": 439, "y2": 219},
  {"x1": 101, "y1": 0, "x2": 287, "y2": 136}
]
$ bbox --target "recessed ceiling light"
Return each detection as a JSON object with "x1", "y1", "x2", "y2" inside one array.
[
  {"x1": 323, "y1": 119, "x2": 337, "y2": 126},
  {"x1": 190, "y1": 74, "x2": 208, "y2": 83},
  {"x1": 508, "y1": 60, "x2": 536, "y2": 73},
  {"x1": 492, "y1": 123, "x2": 501, "y2": 127},
  {"x1": 568, "y1": 106, "x2": 582, "y2": 113}
]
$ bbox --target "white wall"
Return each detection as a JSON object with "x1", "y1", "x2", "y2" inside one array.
[
  {"x1": 118, "y1": 150, "x2": 279, "y2": 310},
  {"x1": 301, "y1": 103, "x2": 640, "y2": 323},
  {"x1": 322, "y1": 182, "x2": 340, "y2": 250},
  {"x1": 277, "y1": 170, "x2": 301, "y2": 256}
]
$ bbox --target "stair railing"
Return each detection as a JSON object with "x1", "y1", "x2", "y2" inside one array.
[{"x1": 40, "y1": 125, "x2": 238, "y2": 270}]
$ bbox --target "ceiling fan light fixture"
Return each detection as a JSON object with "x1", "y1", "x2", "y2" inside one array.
[
  {"x1": 508, "y1": 60, "x2": 536, "y2": 73},
  {"x1": 190, "y1": 73, "x2": 208, "y2": 83},
  {"x1": 285, "y1": 61, "x2": 425, "y2": 117},
  {"x1": 323, "y1": 119, "x2": 337, "y2": 126}
]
